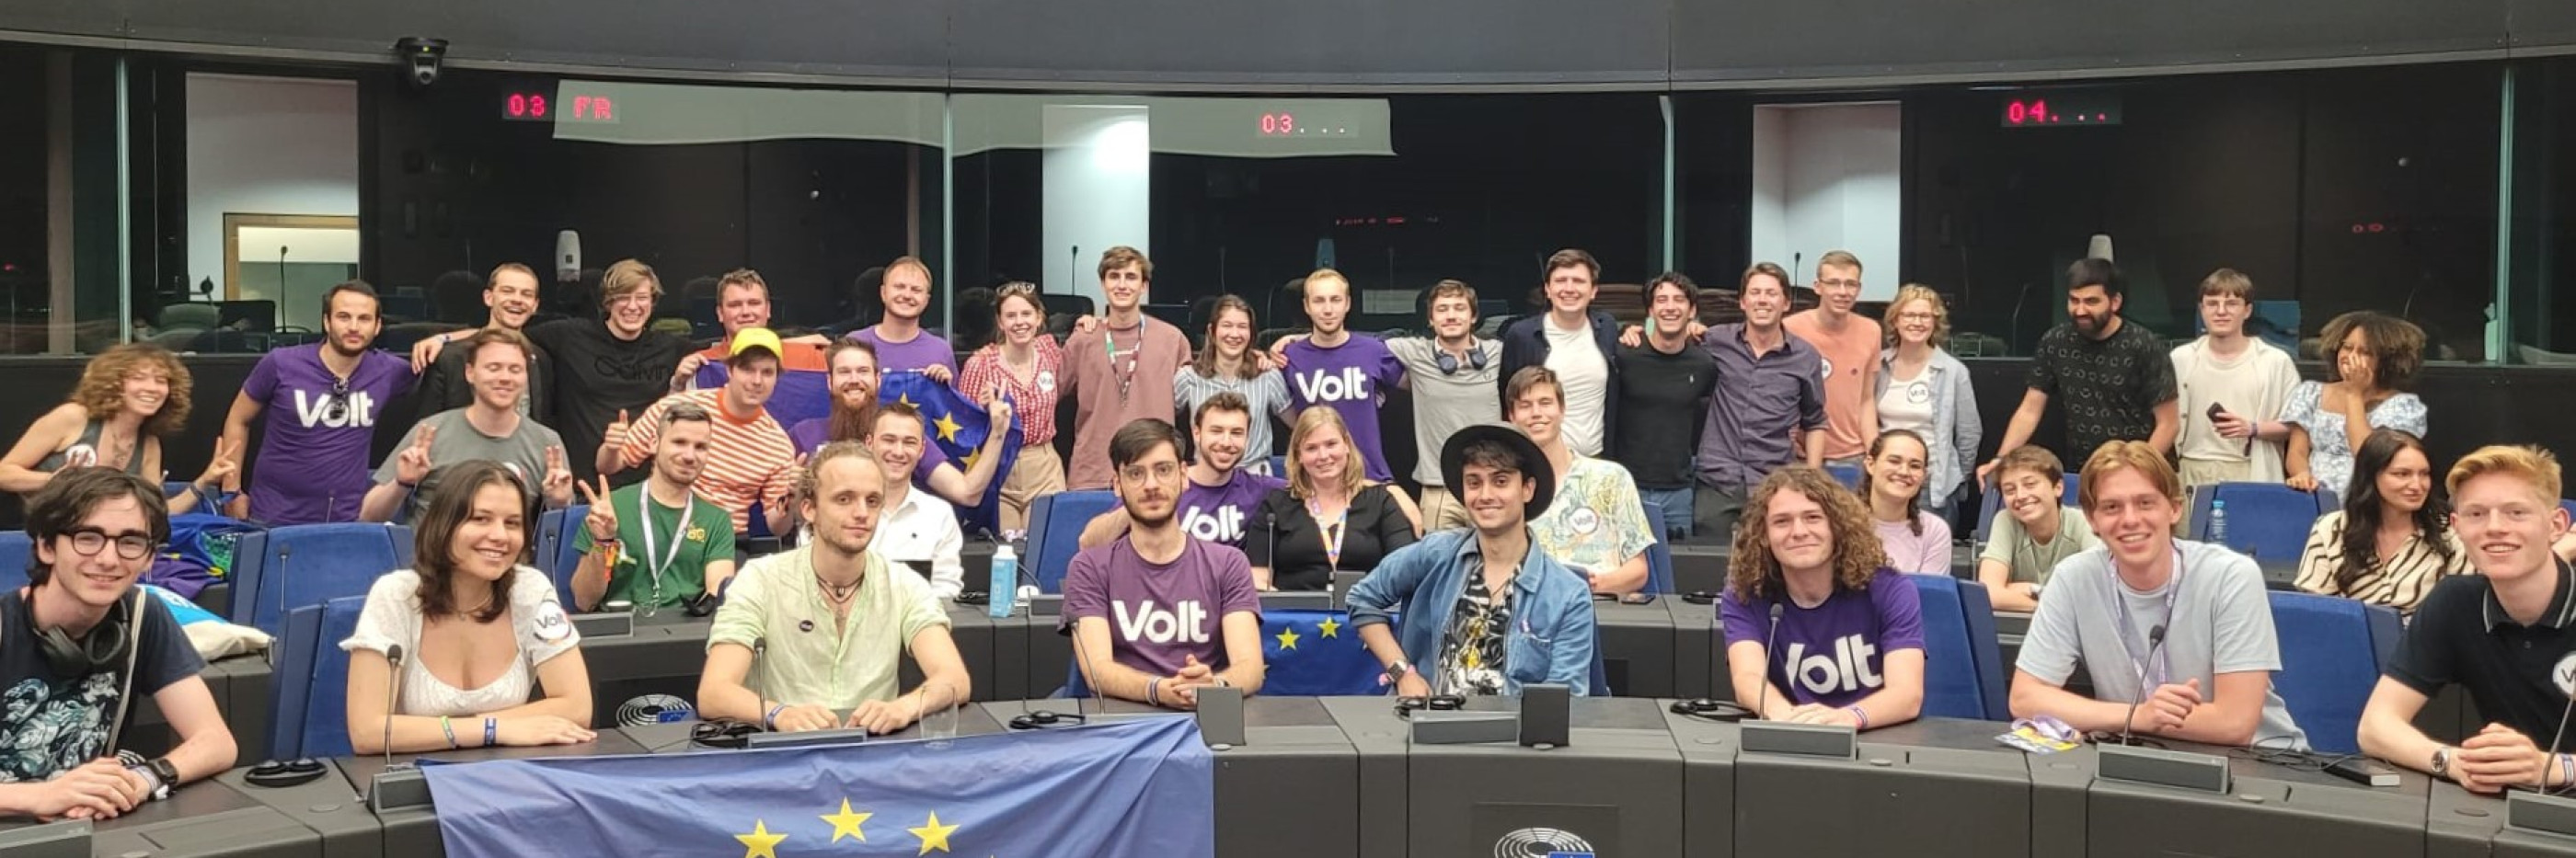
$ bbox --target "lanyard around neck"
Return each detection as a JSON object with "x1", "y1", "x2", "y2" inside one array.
[
  {"x1": 634, "y1": 492, "x2": 696, "y2": 610},
  {"x1": 2111, "y1": 546, "x2": 2184, "y2": 688}
]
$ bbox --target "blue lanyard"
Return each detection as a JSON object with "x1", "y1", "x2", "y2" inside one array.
[{"x1": 2110, "y1": 546, "x2": 2184, "y2": 688}]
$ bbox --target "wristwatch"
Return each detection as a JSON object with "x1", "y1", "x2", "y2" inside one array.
[
  {"x1": 128, "y1": 758, "x2": 177, "y2": 802},
  {"x1": 2432, "y1": 746, "x2": 2453, "y2": 779},
  {"x1": 1383, "y1": 660, "x2": 1413, "y2": 687}
]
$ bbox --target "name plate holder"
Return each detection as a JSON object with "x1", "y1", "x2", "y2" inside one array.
[
  {"x1": 2508, "y1": 791, "x2": 2576, "y2": 838},
  {"x1": 571, "y1": 611, "x2": 635, "y2": 639},
  {"x1": 1741, "y1": 721, "x2": 1858, "y2": 760},
  {"x1": 1261, "y1": 591, "x2": 1331, "y2": 612},
  {"x1": 368, "y1": 768, "x2": 433, "y2": 814},
  {"x1": 2097, "y1": 743, "x2": 2232, "y2": 794},
  {"x1": 1331, "y1": 571, "x2": 1364, "y2": 610},
  {"x1": 1409, "y1": 710, "x2": 1520, "y2": 745},
  {"x1": 1029, "y1": 594, "x2": 1064, "y2": 617},
  {"x1": 1196, "y1": 686, "x2": 1248, "y2": 748},
  {"x1": 745, "y1": 727, "x2": 871, "y2": 749},
  {"x1": 0, "y1": 819, "x2": 89, "y2": 858}
]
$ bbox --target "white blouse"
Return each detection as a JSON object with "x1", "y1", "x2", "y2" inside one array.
[{"x1": 341, "y1": 567, "x2": 581, "y2": 717}]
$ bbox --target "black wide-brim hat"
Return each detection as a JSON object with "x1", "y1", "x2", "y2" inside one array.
[{"x1": 1438, "y1": 423, "x2": 1555, "y2": 521}]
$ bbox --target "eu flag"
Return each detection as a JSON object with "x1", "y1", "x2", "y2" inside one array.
[
  {"x1": 879, "y1": 370, "x2": 1024, "y2": 532},
  {"x1": 1260, "y1": 608, "x2": 1392, "y2": 696},
  {"x1": 421, "y1": 716, "x2": 1213, "y2": 858}
]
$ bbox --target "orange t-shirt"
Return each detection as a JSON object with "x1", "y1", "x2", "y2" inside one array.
[{"x1": 1783, "y1": 310, "x2": 1882, "y2": 460}]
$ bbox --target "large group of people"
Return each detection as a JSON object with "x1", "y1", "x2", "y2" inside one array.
[{"x1": 11, "y1": 240, "x2": 2576, "y2": 823}]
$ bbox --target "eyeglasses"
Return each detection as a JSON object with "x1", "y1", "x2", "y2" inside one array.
[
  {"x1": 1118, "y1": 463, "x2": 1182, "y2": 484},
  {"x1": 1896, "y1": 311, "x2": 1939, "y2": 322},
  {"x1": 65, "y1": 528, "x2": 157, "y2": 561},
  {"x1": 1817, "y1": 279, "x2": 1861, "y2": 291}
]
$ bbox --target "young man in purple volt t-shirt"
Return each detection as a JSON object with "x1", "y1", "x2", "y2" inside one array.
[
  {"x1": 1718, "y1": 466, "x2": 1926, "y2": 729},
  {"x1": 846, "y1": 256, "x2": 960, "y2": 381},
  {"x1": 1272, "y1": 269, "x2": 1407, "y2": 482},
  {"x1": 1061, "y1": 418, "x2": 1267, "y2": 709},
  {"x1": 1080, "y1": 392, "x2": 1285, "y2": 551},
  {"x1": 219, "y1": 281, "x2": 418, "y2": 525}
]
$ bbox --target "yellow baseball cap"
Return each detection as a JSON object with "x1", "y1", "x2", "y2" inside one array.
[{"x1": 727, "y1": 326, "x2": 784, "y2": 362}]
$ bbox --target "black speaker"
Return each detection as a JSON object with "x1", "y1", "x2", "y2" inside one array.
[{"x1": 1519, "y1": 683, "x2": 1570, "y2": 749}]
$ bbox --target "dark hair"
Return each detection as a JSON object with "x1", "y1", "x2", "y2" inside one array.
[
  {"x1": 1109, "y1": 418, "x2": 1184, "y2": 470},
  {"x1": 2064, "y1": 257, "x2": 2123, "y2": 297},
  {"x1": 1740, "y1": 262, "x2": 1790, "y2": 294},
  {"x1": 322, "y1": 279, "x2": 381, "y2": 316},
  {"x1": 1646, "y1": 272, "x2": 1697, "y2": 303},
  {"x1": 410, "y1": 461, "x2": 524, "y2": 623},
  {"x1": 1503, "y1": 366, "x2": 1562, "y2": 419},
  {"x1": 24, "y1": 468, "x2": 168, "y2": 588},
  {"x1": 1193, "y1": 391, "x2": 1252, "y2": 429},
  {"x1": 1456, "y1": 439, "x2": 1530, "y2": 482},
  {"x1": 1098, "y1": 246, "x2": 1153, "y2": 282},
  {"x1": 662, "y1": 401, "x2": 712, "y2": 429},
  {"x1": 1543, "y1": 248, "x2": 1600, "y2": 283},
  {"x1": 1192, "y1": 296, "x2": 1261, "y2": 381},
  {"x1": 2320, "y1": 311, "x2": 2425, "y2": 393},
  {"x1": 871, "y1": 401, "x2": 926, "y2": 437},
  {"x1": 1856, "y1": 429, "x2": 1930, "y2": 536},
  {"x1": 2335, "y1": 429, "x2": 2455, "y2": 593}
]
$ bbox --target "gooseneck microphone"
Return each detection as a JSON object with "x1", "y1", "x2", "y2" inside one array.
[
  {"x1": 2118, "y1": 624, "x2": 2168, "y2": 747},
  {"x1": 1754, "y1": 602, "x2": 1785, "y2": 720},
  {"x1": 381, "y1": 644, "x2": 407, "y2": 771}
]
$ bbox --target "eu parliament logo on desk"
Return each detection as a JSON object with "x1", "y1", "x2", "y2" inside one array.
[{"x1": 420, "y1": 716, "x2": 1213, "y2": 857}]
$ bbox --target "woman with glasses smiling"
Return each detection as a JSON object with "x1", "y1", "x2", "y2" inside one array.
[
  {"x1": 1874, "y1": 285, "x2": 1977, "y2": 524},
  {"x1": 0, "y1": 344, "x2": 237, "y2": 515}
]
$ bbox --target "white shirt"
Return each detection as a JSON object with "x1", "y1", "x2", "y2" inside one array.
[
  {"x1": 1878, "y1": 364, "x2": 1936, "y2": 436},
  {"x1": 1543, "y1": 318, "x2": 1610, "y2": 456},
  {"x1": 871, "y1": 486, "x2": 966, "y2": 598},
  {"x1": 340, "y1": 567, "x2": 580, "y2": 717}
]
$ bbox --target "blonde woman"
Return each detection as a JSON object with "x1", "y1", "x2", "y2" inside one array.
[
  {"x1": 1874, "y1": 285, "x2": 1976, "y2": 521},
  {"x1": 1246, "y1": 407, "x2": 1422, "y2": 590}
]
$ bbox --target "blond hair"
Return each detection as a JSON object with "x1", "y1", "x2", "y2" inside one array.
[
  {"x1": 1285, "y1": 406, "x2": 1369, "y2": 501},
  {"x1": 2078, "y1": 440, "x2": 2185, "y2": 512},
  {"x1": 598, "y1": 258, "x2": 662, "y2": 308},
  {"x1": 1881, "y1": 284, "x2": 1950, "y2": 349},
  {"x1": 2446, "y1": 445, "x2": 2563, "y2": 505},
  {"x1": 1816, "y1": 249, "x2": 1863, "y2": 277}
]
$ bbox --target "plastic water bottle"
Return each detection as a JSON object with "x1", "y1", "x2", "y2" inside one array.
[
  {"x1": 988, "y1": 543, "x2": 1018, "y2": 619},
  {"x1": 2209, "y1": 499, "x2": 2229, "y2": 547}
]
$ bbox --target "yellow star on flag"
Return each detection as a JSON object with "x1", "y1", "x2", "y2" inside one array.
[
  {"x1": 934, "y1": 412, "x2": 963, "y2": 443},
  {"x1": 735, "y1": 819, "x2": 788, "y2": 858},
  {"x1": 898, "y1": 393, "x2": 916, "y2": 407},
  {"x1": 822, "y1": 799, "x2": 873, "y2": 843},
  {"x1": 909, "y1": 812, "x2": 960, "y2": 854},
  {"x1": 1275, "y1": 626, "x2": 1300, "y2": 650},
  {"x1": 1317, "y1": 617, "x2": 1341, "y2": 638},
  {"x1": 961, "y1": 449, "x2": 982, "y2": 471}
]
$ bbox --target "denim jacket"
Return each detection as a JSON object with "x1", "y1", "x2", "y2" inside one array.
[
  {"x1": 1876, "y1": 347, "x2": 1981, "y2": 510},
  {"x1": 1345, "y1": 528, "x2": 1599, "y2": 695}
]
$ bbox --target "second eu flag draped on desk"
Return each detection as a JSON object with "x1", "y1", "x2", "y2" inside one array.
[{"x1": 420, "y1": 716, "x2": 1213, "y2": 858}]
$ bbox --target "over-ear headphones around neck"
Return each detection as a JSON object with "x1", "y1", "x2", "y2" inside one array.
[{"x1": 29, "y1": 589, "x2": 136, "y2": 678}]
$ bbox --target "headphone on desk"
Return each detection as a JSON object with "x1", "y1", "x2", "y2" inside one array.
[
  {"x1": 1393, "y1": 695, "x2": 1466, "y2": 718},
  {"x1": 1669, "y1": 698, "x2": 1755, "y2": 723},
  {"x1": 1007, "y1": 708, "x2": 1087, "y2": 730}
]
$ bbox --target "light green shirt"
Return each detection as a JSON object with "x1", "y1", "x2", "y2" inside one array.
[
  {"x1": 1527, "y1": 455, "x2": 1657, "y2": 579},
  {"x1": 707, "y1": 545, "x2": 949, "y2": 710},
  {"x1": 1981, "y1": 505, "x2": 2099, "y2": 585}
]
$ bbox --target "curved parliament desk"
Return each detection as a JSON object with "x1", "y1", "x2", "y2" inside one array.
[{"x1": 5, "y1": 698, "x2": 2569, "y2": 858}]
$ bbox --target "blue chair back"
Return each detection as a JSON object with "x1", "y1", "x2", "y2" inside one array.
[
  {"x1": 534, "y1": 506, "x2": 588, "y2": 606},
  {"x1": 2189, "y1": 482, "x2": 2336, "y2": 564},
  {"x1": 1589, "y1": 627, "x2": 1610, "y2": 697},
  {"x1": 1823, "y1": 463, "x2": 1863, "y2": 489},
  {"x1": 2267, "y1": 590, "x2": 2401, "y2": 755},
  {"x1": 227, "y1": 523, "x2": 413, "y2": 636},
  {"x1": 1973, "y1": 473, "x2": 2083, "y2": 543},
  {"x1": 0, "y1": 532, "x2": 29, "y2": 594},
  {"x1": 1641, "y1": 501, "x2": 1674, "y2": 594},
  {"x1": 1907, "y1": 573, "x2": 2010, "y2": 720},
  {"x1": 1027, "y1": 490, "x2": 1119, "y2": 593},
  {"x1": 267, "y1": 595, "x2": 370, "y2": 759}
]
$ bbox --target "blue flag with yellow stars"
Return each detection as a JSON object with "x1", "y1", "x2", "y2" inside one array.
[
  {"x1": 879, "y1": 370, "x2": 1023, "y2": 533},
  {"x1": 1260, "y1": 608, "x2": 1391, "y2": 696},
  {"x1": 420, "y1": 715, "x2": 1213, "y2": 858}
]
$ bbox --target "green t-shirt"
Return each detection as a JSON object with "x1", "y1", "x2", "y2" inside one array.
[
  {"x1": 1981, "y1": 504, "x2": 2098, "y2": 586},
  {"x1": 574, "y1": 484, "x2": 738, "y2": 609}
]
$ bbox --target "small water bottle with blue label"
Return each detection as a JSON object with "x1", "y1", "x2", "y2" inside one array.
[
  {"x1": 2209, "y1": 498, "x2": 2229, "y2": 548},
  {"x1": 988, "y1": 543, "x2": 1018, "y2": 619}
]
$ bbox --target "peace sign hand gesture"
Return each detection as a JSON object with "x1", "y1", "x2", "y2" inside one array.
[
  {"x1": 540, "y1": 446, "x2": 576, "y2": 508},
  {"x1": 396, "y1": 425, "x2": 437, "y2": 486},
  {"x1": 576, "y1": 476, "x2": 618, "y2": 542}
]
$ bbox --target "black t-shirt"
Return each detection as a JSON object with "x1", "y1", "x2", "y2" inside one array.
[
  {"x1": 2386, "y1": 566, "x2": 2576, "y2": 747},
  {"x1": 1246, "y1": 485, "x2": 1419, "y2": 591},
  {"x1": 0, "y1": 589, "x2": 204, "y2": 784},
  {"x1": 1615, "y1": 340, "x2": 1720, "y2": 489},
  {"x1": 529, "y1": 319, "x2": 693, "y2": 486},
  {"x1": 2028, "y1": 318, "x2": 2178, "y2": 464}
]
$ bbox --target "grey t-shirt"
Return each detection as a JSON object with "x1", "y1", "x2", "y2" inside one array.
[
  {"x1": 374, "y1": 407, "x2": 565, "y2": 524},
  {"x1": 1386, "y1": 337, "x2": 1503, "y2": 486},
  {"x1": 2015, "y1": 539, "x2": 2307, "y2": 749}
]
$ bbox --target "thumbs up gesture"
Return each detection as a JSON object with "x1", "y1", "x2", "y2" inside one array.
[{"x1": 604, "y1": 408, "x2": 634, "y2": 452}]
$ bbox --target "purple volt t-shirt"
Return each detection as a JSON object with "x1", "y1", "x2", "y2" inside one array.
[
  {"x1": 786, "y1": 418, "x2": 944, "y2": 484},
  {"x1": 1718, "y1": 568, "x2": 1926, "y2": 709},
  {"x1": 1061, "y1": 536, "x2": 1262, "y2": 678},
  {"x1": 242, "y1": 347, "x2": 417, "y2": 525},
  {"x1": 1179, "y1": 469, "x2": 1286, "y2": 548},
  {"x1": 849, "y1": 326, "x2": 960, "y2": 376},
  {"x1": 1282, "y1": 334, "x2": 1406, "y2": 482}
]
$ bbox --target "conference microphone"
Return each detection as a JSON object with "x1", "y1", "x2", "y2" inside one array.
[
  {"x1": 2118, "y1": 624, "x2": 2168, "y2": 748},
  {"x1": 380, "y1": 644, "x2": 407, "y2": 776},
  {"x1": 1067, "y1": 616, "x2": 1108, "y2": 717},
  {"x1": 1754, "y1": 602, "x2": 1784, "y2": 720}
]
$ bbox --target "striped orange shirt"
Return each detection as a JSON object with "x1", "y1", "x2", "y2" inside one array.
[{"x1": 620, "y1": 389, "x2": 797, "y2": 533}]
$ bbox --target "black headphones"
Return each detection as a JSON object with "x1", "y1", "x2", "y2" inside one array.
[
  {"x1": 1433, "y1": 348, "x2": 1489, "y2": 376},
  {"x1": 1669, "y1": 697, "x2": 1755, "y2": 723},
  {"x1": 1394, "y1": 695, "x2": 1466, "y2": 718},
  {"x1": 28, "y1": 589, "x2": 135, "y2": 677},
  {"x1": 1007, "y1": 709, "x2": 1087, "y2": 731},
  {"x1": 690, "y1": 719, "x2": 760, "y2": 749}
]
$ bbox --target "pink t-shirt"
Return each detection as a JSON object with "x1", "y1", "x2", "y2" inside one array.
[
  {"x1": 1872, "y1": 513, "x2": 1955, "y2": 576},
  {"x1": 1059, "y1": 316, "x2": 1192, "y2": 490},
  {"x1": 1785, "y1": 310, "x2": 1882, "y2": 460}
]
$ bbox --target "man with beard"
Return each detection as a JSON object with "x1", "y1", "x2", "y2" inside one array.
[
  {"x1": 1062, "y1": 418, "x2": 1266, "y2": 708},
  {"x1": 1978, "y1": 258, "x2": 2179, "y2": 485},
  {"x1": 698, "y1": 442, "x2": 972, "y2": 734},
  {"x1": 847, "y1": 257, "x2": 959, "y2": 382},
  {"x1": 569, "y1": 402, "x2": 738, "y2": 613},
  {"x1": 411, "y1": 263, "x2": 552, "y2": 425},
  {"x1": 858, "y1": 404, "x2": 966, "y2": 599},
  {"x1": 362, "y1": 327, "x2": 575, "y2": 524},
  {"x1": 221, "y1": 281, "x2": 419, "y2": 524},
  {"x1": 1078, "y1": 392, "x2": 1286, "y2": 551},
  {"x1": 789, "y1": 340, "x2": 1011, "y2": 509}
]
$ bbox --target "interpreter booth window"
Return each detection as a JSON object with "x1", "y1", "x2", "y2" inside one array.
[
  {"x1": 949, "y1": 93, "x2": 1662, "y2": 344},
  {"x1": 0, "y1": 45, "x2": 52, "y2": 355}
]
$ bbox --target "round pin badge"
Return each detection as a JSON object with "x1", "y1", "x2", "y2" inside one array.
[
  {"x1": 1037, "y1": 370, "x2": 1057, "y2": 393},
  {"x1": 799, "y1": 619, "x2": 816, "y2": 634},
  {"x1": 531, "y1": 601, "x2": 573, "y2": 643},
  {"x1": 2555, "y1": 652, "x2": 2576, "y2": 697},
  {"x1": 1569, "y1": 507, "x2": 1600, "y2": 535}
]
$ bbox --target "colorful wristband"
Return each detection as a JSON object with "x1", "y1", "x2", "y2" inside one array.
[
  {"x1": 765, "y1": 704, "x2": 788, "y2": 730},
  {"x1": 1847, "y1": 706, "x2": 1870, "y2": 730},
  {"x1": 483, "y1": 717, "x2": 498, "y2": 748}
]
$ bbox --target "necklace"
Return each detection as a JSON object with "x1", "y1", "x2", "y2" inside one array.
[{"x1": 817, "y1": 575, "x2": 859, "y2": 607}]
